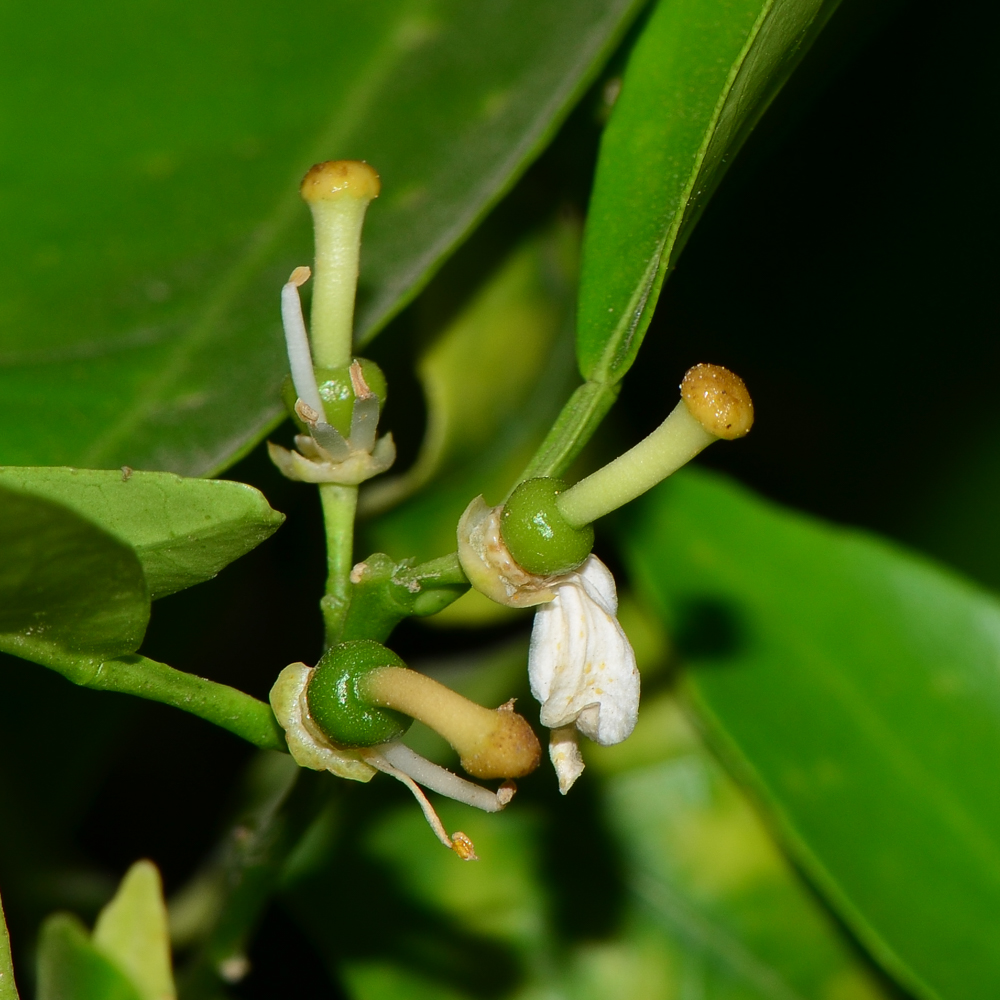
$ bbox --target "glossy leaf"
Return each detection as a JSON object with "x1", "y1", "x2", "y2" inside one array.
[
  {"x1": 36, "y1": 915, "x2": 142, "y2": 1000},
  {"x1": 0, "y1": 467, "x2": 284, "y2": 599},
  {"x1": 92, "y1": 862, "x2": 175, "y2": 1000},
  {"x1": 0, "y1": 0, "x2": 643, "y2": 476},
  {"x1": 623, "y1": 469, "x2": 1000, "y2": 1000},
  {"x1": 0, "y1": 485, "x2": 149, "y2": 662},
  {"x1": 576, "y1": 0, "x2": 839, "y2": 383}
]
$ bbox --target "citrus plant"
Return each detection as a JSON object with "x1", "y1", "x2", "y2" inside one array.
[{"x1": 1, "y1": 0, "x2": 994, "y2": 998}]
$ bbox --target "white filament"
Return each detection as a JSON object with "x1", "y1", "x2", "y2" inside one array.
[
  {"x1": 364, "y1": 750, "x2": 455, "y2": 849},
  {"x1": 280, "y1": 277, "x2": 325, "y2": 416},
  {"x1": 378, "y1": 742, "x2": 503, "y2": 813}
]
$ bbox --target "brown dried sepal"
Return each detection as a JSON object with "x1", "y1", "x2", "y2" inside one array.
[
  {"x1": 300, "y1": 160, "x2": 381, "y2": 203},
  {"x1": 680, "y1": 363, "x2": 754, "y2": 440}
]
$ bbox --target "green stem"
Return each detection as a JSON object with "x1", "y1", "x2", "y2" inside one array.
[
  {"x1": 319, "y1": 483, "x2": 359, "y2": 645},
  {"x1": 339, "y1": 552, "x2": 469, "y2": 643},
  {"x1": 172, "y1": 752, "x2": 310, "y2": 998},
  {"x1": 88, "y1": 658, "x2": 286, "y2": 751},
  {"x1": 0, "y1": 886, "x2": 20, "y2": 1000},
  {"x1": 399, "y1": 551, "x2": 468, "y2": 588},
  {"x1": 12, "y1": 640, "x2": 285, "y2": 752},
  {"x1": 516, "y1": 379, "x2": 620, "y2": 487}
]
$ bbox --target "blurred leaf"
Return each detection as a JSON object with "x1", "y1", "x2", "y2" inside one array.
[
  {"x1": 576, "y1": 0, "x2": 839, "y2": 383},
  {"x1": 37, "y1": 914, "x2": 142, "y2": 1000},
  {"x1": 902, "y1": 427, "x2": 1000, "y2": 593},
  {"x1": 369, "y1": 804, "x2": 549, "y2": 954},
  {"x1": 623, "y1": 469, "x2": 1000, "y2": 1000},
  {"x1": 591, "y1": 694, "x2": 891, "y2": 1000},
  {"x1": 0, "y1": 467, "x2": 283, "y2": 599},
  {"x1": 361, "y1": 215, "x2": 580, "y2": 516},
  {"x1": 0, "y1": 0, "x2": 643, "y2": 476},
  {"x1": 344, "y1": 964, "x2": 471, "y2": 1000},
  {"x1": 93, "y1": 861, "x2": 175, "y2": 1000},
  {"x1": 0, "y1": 887, "x2": 18, "y2": 1000},
  {"x1": 294, "y1": 640, "x2": 890, "y2": 1000},
  {"x1": 363, "y1": 216, "x2": 580, "y2": 624},
  {"x1": 0, "y1": 485, "x2": 149, "y2": 662}
]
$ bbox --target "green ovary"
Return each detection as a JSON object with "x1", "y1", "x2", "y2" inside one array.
[
  {"x1": 500, "y1": 477, "x2": 594, "y2": 575},
  {"x1": 305, "y1": 640, "x2": 411, "y2": 747},
  {"x1": 281, "y1": 357, "x2": 387, "y2": 437}
]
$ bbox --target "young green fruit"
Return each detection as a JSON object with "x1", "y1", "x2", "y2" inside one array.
[
  {"x1": 306, "y1": 640, "x2": 411, "y2": 747},
  {"x1": 281, "y1": 357, "x2": 387, "y2": 437},
  {"x1": 500, "y1": 477, "x2": 594, "y2": 576}
]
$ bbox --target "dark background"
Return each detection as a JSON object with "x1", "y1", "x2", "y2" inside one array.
[{"x1": 1, "y1": 0, "x2": 992, "y2": 994}]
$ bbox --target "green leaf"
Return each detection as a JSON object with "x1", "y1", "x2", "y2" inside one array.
[
  {"x1": 0, "y1": 888, "x2": 18, "y2": 1000},
  {"x1": 576, "y1": 0, "x2": 839, "y2": 383},
  {"x1": 622, "y1": 469, "x2": 1000, "y2": 1000},
  {"x1": 0, "y1": 467, "x2": 284, "y2": 599},
  {"x1": 589, "y1": 693, "x2": 892, "y2": 1000},
  {"x1": 0, "y1": 0, "x2": 643, "y2": 476},
  {"x1": 343, "y1": 964, "x2": 471, "y2": 1000},
  {"x1": 36, "y1": 915, "x2": 142, "y2": 1000},
  {"x1": 92, "y1": 861, "x2": 175, "y2": 1000},
  {"x1": 0, "y1": 485, "x2": 149, "y2": 662}
]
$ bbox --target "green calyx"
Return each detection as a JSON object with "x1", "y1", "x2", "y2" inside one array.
[
  {"x1": 500, "y1": 477, "x2": 594, "y2": 575},
  {"x1": 305, "y1": 639, "x2": 411, "y2": 747},
  {"x1": 282, "y1": 357, "x2": 387, "y2": 437}
]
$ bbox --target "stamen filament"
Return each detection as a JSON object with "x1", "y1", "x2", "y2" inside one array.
[
  {"x1": 281, "y1": 268, "x2": 325, "y2": 416},
  {"x1": 378, "y1": 741, "x2": 506, "y2": 812},
  {"x1": 363, "y1": 749, "x2": 457, "y2": 850},
  {"x1": 364, "y1": 744, "x2": 490, "y2": 860}
]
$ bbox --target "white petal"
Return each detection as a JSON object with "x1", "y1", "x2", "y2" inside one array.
[
  {"x1": 549, "y1": 726, "x2": 585, "y2": 794},
  {"x1": 528, "y1": 555, "x2": 639, "y2": 746}
]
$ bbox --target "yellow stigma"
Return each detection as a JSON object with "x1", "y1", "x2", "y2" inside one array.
[
  {"x1": 556, "y1": 362, "x2": 754, "y2": 529},
  {"x1": 680, "y1": 363, "x2": 754, "y2": 440},
  {"x1": 300, "y1": 159, "x2": 381, "y2": 203}
]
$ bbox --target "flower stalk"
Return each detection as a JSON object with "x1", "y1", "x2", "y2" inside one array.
[{"x1": 319, "y1": 483, "x2": 359, "y2": 642}]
